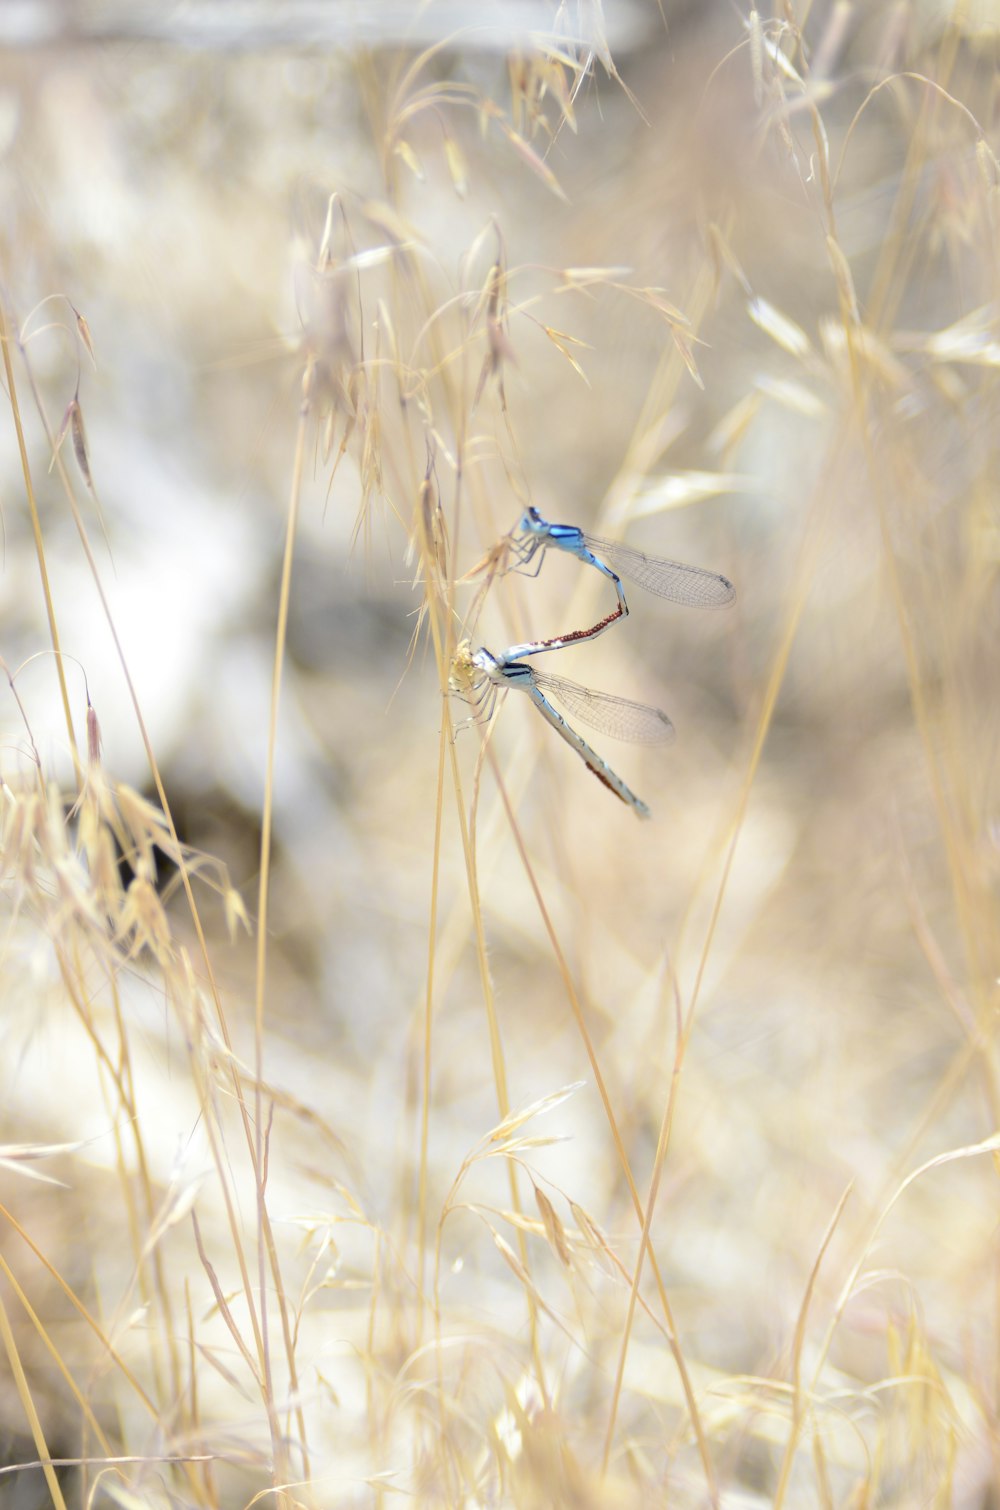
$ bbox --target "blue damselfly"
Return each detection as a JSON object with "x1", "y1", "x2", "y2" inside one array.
[{"x1": 504, "y1": 505, "x2": 735, "y2": 659}]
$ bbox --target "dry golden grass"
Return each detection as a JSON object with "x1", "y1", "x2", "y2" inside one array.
[{"x1": 1, "y1": 3, "x2": 999, "y2": 1506}]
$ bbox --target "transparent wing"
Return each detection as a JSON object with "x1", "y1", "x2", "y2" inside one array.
[
  {"x1": 582, "y1": 532, "x2": 736, "y2": 607},
  {"x1": 531, "y1": 672, "x2": 675, "y2": 744}
]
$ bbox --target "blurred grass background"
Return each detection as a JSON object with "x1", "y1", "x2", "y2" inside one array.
[{"x1": 1, "y1": 2, "x2": 999, "y2": 1505}]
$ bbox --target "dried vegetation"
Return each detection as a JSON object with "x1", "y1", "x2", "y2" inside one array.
[{"x1": 1, "y1": 3, "x2": 999, "y2": 1506}]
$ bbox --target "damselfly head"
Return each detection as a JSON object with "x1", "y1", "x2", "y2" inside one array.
[
  {"x1": 471, "y1": 646, "x2": 501, "y2": 676},
  {"x1": 515, "y1": 505, "x2": 545, "y2": 536}
]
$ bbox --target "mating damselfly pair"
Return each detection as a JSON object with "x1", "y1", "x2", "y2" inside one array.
[{"x1": 450, "y1": 508, "x2": 735, "y2": 818}]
